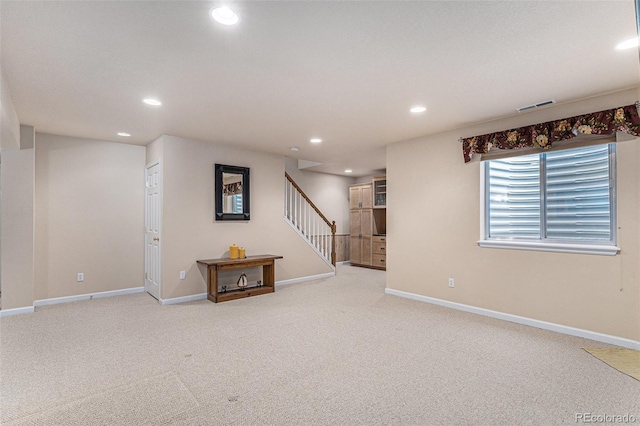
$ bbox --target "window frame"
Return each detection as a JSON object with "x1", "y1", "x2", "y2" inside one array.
[{"x1": 479, "y1": 144, "x2": 620, "y2": 256}]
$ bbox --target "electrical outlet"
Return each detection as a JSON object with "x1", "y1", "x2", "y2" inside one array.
[
  {"x1": 179, "y1": 270, "x2": 186, "y2": 280},
  {"x1": 448, "y1": 278, "x2": 454, "y2": 288},
  {"x1": 77, "y1": 273, "x2": 84, "y2": 282}
]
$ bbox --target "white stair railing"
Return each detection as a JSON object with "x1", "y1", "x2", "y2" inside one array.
[{"x1": 284, "y1": 173, "x2": 336, "y2": 268}]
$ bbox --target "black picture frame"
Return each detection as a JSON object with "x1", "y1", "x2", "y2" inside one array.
[{"x1": 214, "y1": 163, "x2": 250, "y2": 221}]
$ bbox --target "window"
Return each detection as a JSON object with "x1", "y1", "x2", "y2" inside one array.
[
  {"x1": 480, "y1": 144, "x2": 619, "y2": 255},
  {"x1": 232, "y1": 194, "x2": 243, "y2": 214}
]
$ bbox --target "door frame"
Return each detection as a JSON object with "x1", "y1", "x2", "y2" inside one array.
[{"x1": 144, "y1": 160, "x2": 162, "y2": 300}]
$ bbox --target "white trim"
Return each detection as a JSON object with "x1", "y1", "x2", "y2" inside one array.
[
  {"x1": 479, "y1": 165, "x2": 486, "y2": 240},
  {"x1": 276, "y1": 272, "x2": 335, "y2": 287},
  {"x1": 144, "y1": 159, "x2": 162, "y2": 300},
  {"x1": 34, "y1": 287, "x2": 144, "y2": 307},
  {"x1": 0, "y1": 306, "x2": 35, "y2": 317},
  {"x1": 478, "y1": 240, "x2": 620, "y2": 256},
  {"x1": 385, "y1": 288, "x2": 640, "y2": 350},
  {"x1": 160, "y1": 293, "x2": 207, "y2": 306}
]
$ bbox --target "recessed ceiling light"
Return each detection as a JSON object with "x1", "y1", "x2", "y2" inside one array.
[
  {"x1": 410, "y1": 105, "x2": 427, "y2": 113},
  {"x1": 210, "y1": 6, "x2": 239, "y2": 25},
  {"x1": 290, "y1": 146, "x2": 299, "y2": 152},
  {"x1": 310, "y1": 138, "x2": 322, "y2": 143},
  {"x1": 143, "y1": 98, "x2": 162, "y2": 106},
  {"x1": 616, "y1": 37, "x2": 639, "y2": 50},
  {"x1": 345, "y1": 169, "x2": 353, "y2": 173},
  {"x1": 117, "y1": 132, "x2": 131, "y2": 137}
]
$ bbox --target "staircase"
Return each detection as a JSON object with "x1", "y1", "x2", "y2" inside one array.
[{"x1": 284, "y1": 172, "x2": 336, "y2": 270}]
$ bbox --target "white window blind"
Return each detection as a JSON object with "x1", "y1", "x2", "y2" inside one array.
[
  {"x1": 544, "y1": 145, "x2": 612, "y2": 241},
  {"x1": 485, "y1": 144, "x2": 615, "y2": 246},
  {"x1": 487, "y1": 154, "x2": 540, "y2": 239}
]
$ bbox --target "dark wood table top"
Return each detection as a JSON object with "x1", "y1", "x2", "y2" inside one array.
[{"x1": 196, "y1": 254, "x2": 283, "y2": 267}]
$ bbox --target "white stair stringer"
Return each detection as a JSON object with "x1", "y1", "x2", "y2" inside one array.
[{"x1": 283, "y1": 216, "x2": 336, "y2": 273}]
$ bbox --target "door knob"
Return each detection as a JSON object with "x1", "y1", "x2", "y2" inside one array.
[{"x1": 153, "y1": 237, "x2": 160, "y2": 241}]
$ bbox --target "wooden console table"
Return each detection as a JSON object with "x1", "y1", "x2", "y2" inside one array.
[{"x1": 197, "y1": 255, "x2": 283, "y2": 303}]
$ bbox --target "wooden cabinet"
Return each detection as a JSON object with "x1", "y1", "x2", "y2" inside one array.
[
  {"x1": 372, "y1": 235, "x2": 386, "y2": 268},
  {"x1": 349, "y1": 199, "x2": 372, "y2": 266},
  {"x1": 349, "y1": 179, "x2": 386, "y2": 270},
  {"x1": 349, "y1": 184, "x2": 373, "y2": 210}
]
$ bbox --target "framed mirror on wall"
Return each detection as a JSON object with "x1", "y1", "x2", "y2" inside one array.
[{"x1": 215, "y1": 164, "x2": 250, "y2": 221}]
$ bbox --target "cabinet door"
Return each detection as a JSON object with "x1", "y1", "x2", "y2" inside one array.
[
  {"x1": 349, "y1": 210, "x2": 362, "y2": 236},
  {"x1": 361, "y1": 185, "x2": 373, "y2": 209},
  {"x1": 349, "y1": 186, "x2": 361, "y2": 209},
  {"x1": 349, "y1": 184, "x2": 373, "y2": 209},
  {"x1": 373, "y1": 178, "x2": 387, "y2": 207},
  {"x1": 350, "y1": 235, "x2": 362, "y2": 264},
  {"x1": 361, "y1": 235, "x2": 372, "y2": 265},
  {"x1": 361, "y1": 209, "x2": 373, "y2": 237}
]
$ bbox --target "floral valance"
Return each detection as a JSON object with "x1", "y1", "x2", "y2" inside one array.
[
  {"x1": 223, "y1": 182, "x2": 242, "y2": 196},
  {"x1": 461, "y1": 102, "x2": 640, "y2": 163}
]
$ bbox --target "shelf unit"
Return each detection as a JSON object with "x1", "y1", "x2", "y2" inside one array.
[
  {"x1": 373, "y1": 176, "x2": 387, "y2": 208},
  {"x1": 197, "y1": 255, "x2": 283, "y2": 303}
]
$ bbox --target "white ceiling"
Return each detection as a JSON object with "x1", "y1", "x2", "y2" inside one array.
[{"x1": 1, "y1": 1, "x2": 638, "y2": 176}]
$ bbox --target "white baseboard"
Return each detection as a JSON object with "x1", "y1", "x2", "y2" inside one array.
[
  {"x1": 0, "y1": 306, "x2": 35, "y2": 317},
  {"x1": 34, "y1": 287, "x2": 144, "y2": 307},
  {"x1": 276, "y1": 272, "x2": 336, "y2": 287},
  {"x1": 160, "y1": 293, "x2": 207, "y2": 306},
  {"x1": 336, "y1": 261, "x2": 350, "y2": 266},
  {"x1": 385, "y1": 288, "x2": 640, "y2": 350}
]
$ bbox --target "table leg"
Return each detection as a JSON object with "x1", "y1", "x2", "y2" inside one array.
[
  {"x1": 209, "y1": 266, "x2": 219, "y2": 303},
  {"x1": 263, "y1": 261, "x2": 275, "y2": 292}
]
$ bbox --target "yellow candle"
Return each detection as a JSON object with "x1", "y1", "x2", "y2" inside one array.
[
  {"x1": 239, "y1": 247, "x2": 246, "y2": 258},
  {"x1": 229, "y1": 244, "x2": 239, "y2": 259}
]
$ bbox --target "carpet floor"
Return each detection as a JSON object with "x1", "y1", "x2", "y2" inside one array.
[{"x1": 1, "y1": 265, "x2": 639, "y2": 425}]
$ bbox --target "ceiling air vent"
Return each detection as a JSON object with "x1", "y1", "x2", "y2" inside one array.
[{"x1": 517, "y1": 99, "x2": 556, "y2": 113}]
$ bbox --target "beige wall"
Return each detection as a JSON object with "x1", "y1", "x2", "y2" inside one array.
[
  {"x1": 160, "y1": 136, "x2": 333, "y2": 300},
  {"x1": 34, "y1": 134, "x2": 145, "y2": 300},
  {"x1": 20, "y1": 125, "x2": 34, "y2": 149},
  {"x1": 285, "y1": 157, "x2": 354, "y2": 234},
  {"x1": 146, "y1": 135, "x2": 163, "y2": 165},
  {"x1": 0, "y1": 147, "x2": 34, "y2": 309},
  {"x1": 387, "y1": 88, "x2": 640, "y2": 342},
  {"x1": 0, "y1": 70, "x2": 20, "y2": 151},
  {"x1": 355, "y1": 173, "x2": 385, "y2": 185},
  {"x1": 5, "y1": 131, "x2": 333, "y2": 305}
]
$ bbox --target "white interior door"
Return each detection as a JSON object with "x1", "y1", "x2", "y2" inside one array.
[{"x1": 145, "y1": 162, "x2": 161, "y2": 300}]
